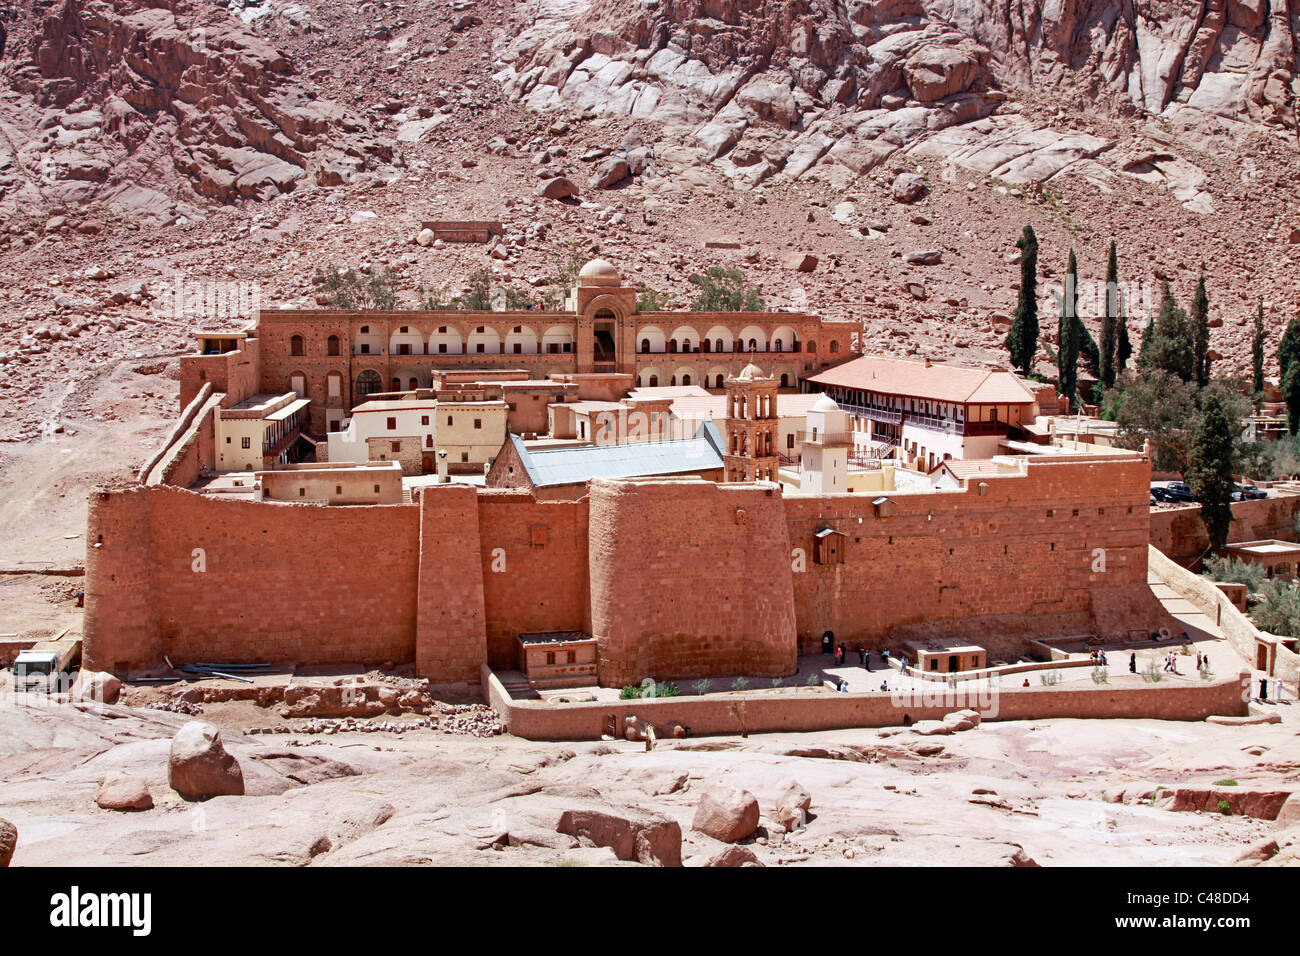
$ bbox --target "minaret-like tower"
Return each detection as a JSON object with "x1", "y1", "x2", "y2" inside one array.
[
  {"x1": 801, "y1": 394, "x2": 852, "y2": 494},
  {"x1": 724, "y1": 364, "x2": 780, "y2": 482}
]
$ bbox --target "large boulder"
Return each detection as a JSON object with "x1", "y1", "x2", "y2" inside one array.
[
  {"x1": 588, "y1": 156, "x2": 631, "y2": 189},
  {"x1": 1273, "y1": 791, "x2": 1300, "y2": 827},
  {"x1": 775, "y1": 780, "x2": 813, "y2": 830},
  {"x1": 903, "y1": 40, "x2": 986, "y2": 102},
  {"x1": 705, "y1": 845, "x2": 763, "y2": 867},
  {"x1": 0, "y1": 819, "x2": 14, "y2": 867},
  {"x1": 891, "y1": 172, "x2": 927, "y2": 203},
  {"x1": 692, "y1": 786, "x2": 760, "y2": 843},
  {"x1": 72, "y1": 670, "x2": 122, "y2": 705},
  {"x1": 168, "y1": 721, "x2": 245, "y2": 801},
  {"x1": 537, "y1": 176, "x2": 579, "y2": 200},
  {"x1": 556, "y1": 808, "x2": 682, "y2": 866},
  {"x1": 96, "y1": 771, "x2": 153, "y2": 811}
]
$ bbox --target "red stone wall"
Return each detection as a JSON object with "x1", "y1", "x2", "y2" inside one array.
[
  {"x1": 587, "y1": 478, "x2": 798, "y2": 686},
  {"x1": 85, "y1": 486, "x2": 420, "y2": 672},
  {"x1": 179, "y1": 336, "x2": 261, "y2": 410},
  {"x1": 414, "y1": 485, "x2": 488, "y2": 683},
  {"x1": 477, "y1": 491, "x2": 590, "y2": 669},
  {"x1": 787, "y1": 455, "x2": 1157, "y2": 652}
]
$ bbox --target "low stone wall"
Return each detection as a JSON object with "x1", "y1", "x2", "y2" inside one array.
[
  {"x1": 482, "y1": 665, "x2": 1249, "y2": 742},
  {"x1": 1148, "y1": 546, "x2": 1299, "y2": 685}
]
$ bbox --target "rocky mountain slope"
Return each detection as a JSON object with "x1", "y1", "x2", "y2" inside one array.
[{"x1": 0, "y1": 0, "x2": 1298, "y2": 447}]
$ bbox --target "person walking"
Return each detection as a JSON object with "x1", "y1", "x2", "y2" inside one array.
[{"x1": 1129, "y1": 652, "x2": 1137, "y2": 674}]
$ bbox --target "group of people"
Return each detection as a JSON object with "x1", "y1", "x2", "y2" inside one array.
[
  {"x1": 1088, "y1": 648, "x2": 1109, "y2": 666},
  {"x1": 822, "y1": 631, "x2": 902, "y2": 672}
]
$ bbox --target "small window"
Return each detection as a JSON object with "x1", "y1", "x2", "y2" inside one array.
[
  {"x1": 545, "y1": 651, "x2": 556, "y2": 666},
  {"x1": 290, "y1": 334, "x2": 304, "y2": 356},
  {"x1": 421, "y1": 415, "x2": 429, "y2": 426},
  {"x1": 474, "y1": 418, "x2": 482, "y2": 429},
  {"x1": 373, "y1": 484, "x2": 380, "y2": 493},
  {"x1": 225, "y1": 437, "x2": 231, "y2": 444},
  {"x1": 327, "y1": 335, "x2": 340, "y2": 356},
  {"x1": 241, "y1": 437, "x2": 251, "y2": 449},
  {"x1": 446, "y1": 415, "x2": 453, "y2": 426},
  {"x1": 476, "y1": 343, "x2": 485, "y2": 353},
  {"x1": 460, "y1": 452, "x2": 469, "y2": 463},
  {"x1": 361, "y1": 343, "x2": 370, "y2": 355},
  {"x1": 335, "y1": 485, "x2": 342, "y2": 495},
  {"x1": 392, "y1": 441, "x2": 401, "y2": 453},
  {"x1": 298, "y1": 488, "x2": 305, "y2": 497},
  {"x1": 566, "y1": 650, "x2": 576, "y2": 664}
]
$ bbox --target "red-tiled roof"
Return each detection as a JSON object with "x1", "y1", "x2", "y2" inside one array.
[{"x1": 807, "y1": 356, "x2": 1035, "y2": 405}]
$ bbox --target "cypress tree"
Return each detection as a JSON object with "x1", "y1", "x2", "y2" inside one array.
[
  {"x1": 1058, "y1": 250, "x2": 1080, "y2": 404},
  {"x1": 1100, "y1": 241, "x2": 1119, "y2": 389},
  {"x1": 1191, "y1": 275, "x2": 1211, "y2": 387},
  {"x1": 1277, "y1": 313, "x2": 1300, "y2": 385},
  {"x1": 1286, "y1": 363, "x2": 1300, "y2": 435},
  {"x1": 1004, "y1": 225, "x2": 1039, "y2": 376},
  {"x1": 1252, "y1": 300, "x2": 1266, "y2": 393},
  {"x1": 1187, "y1": 390, "x2": 1236, "y2": 550},
  {"x1": 1141, "y1": 281, "x2": 1196, "y2": 383},
  {"x1": 1117, "y1": 301, "x2": 1133, "y2": 372},
  {"x1": 1252, "y1": 299, "x2": 1266, "y2": 395}
]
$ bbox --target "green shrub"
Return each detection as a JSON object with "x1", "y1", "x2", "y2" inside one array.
[
  {"x1": 1039, "y1": 670, "x2": 1062, "y2": 686},
  {"x1": 692, "y1": 679, "x2": 711, "y2": 696},
  {"x1": 315, "y1": 264, "x2": 399, "y2": 310},
  {"x1": 1250, "y1": 579, "x2": 1300, "y2": 637},
  {"x1": 619, "y1": 685, "x2": 640, "y2": 700},
  {"x1": 688, "y1": 266, "x2": 765, "y2": 312},
  {"x1": 1203, "y1": 555, "x2": 1266, "y2": 593},
  {"x1": 654, "y1": 681, "x2": 680, "y2": 698},
  {"x1": 731, "y1": 676, "x2": 750, "y2": 692},
  {"x1": 1214, "y1": 779, "x2": 1238, "y2": 787},
  {"x1": 1090, "y1": 666, "x2": 1110, "y2": 685},
  {"x1": 1217, "y1": 799, "x2": 1232, "y2": 815},
  {"x1": 1142, "y1": 659, "x2": 1164, "y2": 683},
  {"x1": 806, "y1": 673, "x2": 822, "y2": 687}
]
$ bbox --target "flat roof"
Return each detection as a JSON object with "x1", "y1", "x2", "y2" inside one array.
[
  {"x1": 1225, "y1": 540, "x2": 1300, "y2": 556},
  {"x1": 807, "y1": 355, "x2": 1036, "y2": 405},
  {"x1": 509, "y1": 421, "x2": 725, "y2": 487}
]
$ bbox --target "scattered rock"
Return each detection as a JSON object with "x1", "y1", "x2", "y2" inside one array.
[
  {"x1": 589, "y1": 157, "x2": 631, "y2": 189},
  {"x1": 781, "y1": 252, "x2": 819, "y2": 272},
  {"x1": 72, "y1": 670, "x2": 122, "y2": 705},
  {"x1": 904, "y1": 249, "x2": 943, "y2": 265},
  {"x1": 537, "y1": 177, "x2": 579, "y2": 200},
  {"x1": 705, "y1": 844, "x2": 763, "y2": 867}
]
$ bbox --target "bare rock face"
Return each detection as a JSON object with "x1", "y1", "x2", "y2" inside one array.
[
  {"x1": 0, "y1": 819, "x2": 14, "y2": 867},
  {"x1": 1277, "y1": 791, "x2": 1300, "y2": 828},
  {"x1": 3, "y1": 0, "x2": 380, "y2": 219},
  {"x1": 168, "y1": 721, "x2": 245, "y2": 801},
  {"x1": 96, "y1": 771, "x2": 153, "y2": 812},
  {"x1": 692, "y1": 785, "x2": 760, "y2": 844},
  {"x1": 556, "y1": 807, "x2": 682, "y2": 867}
]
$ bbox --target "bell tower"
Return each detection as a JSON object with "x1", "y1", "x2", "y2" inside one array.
[{"x1": 724, "y1": 364, "x2": 780, "y2": 482}]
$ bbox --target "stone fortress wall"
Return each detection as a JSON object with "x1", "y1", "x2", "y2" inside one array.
[{"x1": 84, "y1": 451, "x2": 1166, "y2": 687}]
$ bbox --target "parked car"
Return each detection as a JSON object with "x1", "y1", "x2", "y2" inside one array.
[
  {"x1": 1236, "y1": 484, "x2": 1267, "y2": 500},
  {"x1": 1150, "y1": 486, "x2": 1177, "y2": 503},
  {"x1": 1163, "y1": 482, "x2": 1199, "y2": 503}
]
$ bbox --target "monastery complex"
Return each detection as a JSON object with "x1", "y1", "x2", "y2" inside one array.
[{"x1": 85, "y1": 260, "x2": 1189, "y2": 701}]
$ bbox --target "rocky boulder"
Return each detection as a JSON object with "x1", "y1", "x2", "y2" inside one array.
[
  {"x1": 891, "y1": 172, "x2": 927, "y2": 203},
  {"x1": 556, "y1": 807, "x2": 682, "y2": 866},
  {"x1": 692, "y1": 785, "x2": 760, "y2": 843},
  {"x1": 705, "y1": 844, "x2": 763, "y2": 867},
  {"x1": 775, "y1": 780, "x2": 812, "y2": 830},
  {"x1": 781, "y1": 252, "x2": 819, "y2": 271},
  {"x1": 588, "y1": 157, "x2": 631, "y2": 189},
  {"x1": 537, "y1": 176, "x2": 579, "y2": 200},
  {"x1": 0, "y1": 819, "x2": 14, "y2": 867},
  {"x1": 904, "y1": 249, "x2": 944, "y2": 265},
  {"x1": 72, "y1": 670, "x2": 122, "y2": 705},
  {"x1": 1277, "y1": 791, "x2": 1300, "y2": 828},
  {"x1": 903, "y1": 40, "x2": 987, "y2": 102},
  {"x1": 95, "y1": 771, "x2": 153, "y2": 811},
  {"x1": 168, "y1": 721, "x2": 245, "y2": 801}
]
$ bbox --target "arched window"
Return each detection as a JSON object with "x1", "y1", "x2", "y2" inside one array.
[
  {"x1": 670, "y1": 375, "x2": 677, "y2": 387},
  {"x1": 830, "y1": 341, "x2": 839, "y2": 354},
  {"x1": 682, "y1": 374, "x2": 691, "y2": 386},
  {"x1": 355, "y1": 370, "x2": 382, "y2": 400},
  {"x1": 702, "y1": 339, "x2": 711, "y2": 353},
  {"x1": 716, "y1": 339, "x2": 725, "y2": 353},
  {"x1": 715, "y1": 374, "x2": 724, "y2": 389},
  {"x1": 748, "y1": 339, "x2": 757, "y2": 352},
  {"x1": 780, "y1": 373, "x2": 790, "y2": 387},
  {"x1": 408, "y1": 377, "x2": 418, "y2": 390},
  {"x1": 290, "y1": 334, "x2": 304, "y2": 356},
  {"x1": 327, "y1": 335, "x2": 340, "y2": 356},
  {"x1": 649, "y1": 375, "x2": 658, "y2": 387},
  {"x1": 807, "y1": 340, "x2": 816, "y2": 353},
  {"x1": 641, "y1": 339, "x2": 650, "y2": 353},
  {"x1": 390, "y1": 377, "x2": 400, "y2": 391},
  {"x1": 774, "y1": 339, "x2": 784, "y2": 352}
]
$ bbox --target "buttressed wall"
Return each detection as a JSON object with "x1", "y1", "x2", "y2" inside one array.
[
  {"x1": 85, "y1": 453, "x2": 1162, "y2": 687},
  {"x1": 587, "y1": 478, "x2": 798, "y2": 686}
]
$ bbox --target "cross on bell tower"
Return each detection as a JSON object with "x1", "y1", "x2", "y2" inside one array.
[{"x1": 724, "y1": 363, "x2": 780, "y2": 482}]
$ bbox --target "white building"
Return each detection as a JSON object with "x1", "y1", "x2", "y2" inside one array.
[{"x1": 800, "y1": 394, "x2": 852, "y2": 494}]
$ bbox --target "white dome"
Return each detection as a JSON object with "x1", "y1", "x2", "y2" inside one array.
[
  {"x1": 577, "y1": 258, "x2": 621, "y2": 286},
  {"x1": 736, "y1": 363, "x2": 765, "y2": 381},
  {"x1": 810, "y1": 394, "x2": 839, "y2": 412}
]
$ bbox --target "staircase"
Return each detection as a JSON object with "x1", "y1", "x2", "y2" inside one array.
[{"x1": 497, "y1": 670, "x2": 540, "y2": 700}]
